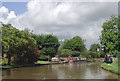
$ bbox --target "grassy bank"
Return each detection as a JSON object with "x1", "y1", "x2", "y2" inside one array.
[
  {"x1": 1, "y1": 64, "x2": 36, "y2": 70},
  {"x1": 1, "y1": 61, "x2": 50, "y2": 70},
  {"x1": 101, "y1": 59, "x2": 120, "y2": 75},
  {"x1": 34, "y1": 61, "x2": 49, "y2": 64}
]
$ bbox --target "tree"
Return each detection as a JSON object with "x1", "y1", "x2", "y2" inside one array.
[
  {"x1": 63, "y1": 36, "x2": 86, "y2": 52},
  {"x1": 32, "y1": 34, "x2": 43, "y2": 50},
  {"x1": 89, "y1": 44, "x2": 101, "y2": 52},
  {"x1": 2, "y1": 24, "x2": 38, "y2": 65},
  {"x1": 32, "y1": 34, "x2": 60, "y2": 57},
  {"x1": 60, "y1": 49, "x2": 73, "y2": 56},
  {"x1": 100, "y1": 16, "x2": 119, "y2": 57},
  {"x1": 42, "y1": 34, "x2": 60, "y2": 57}
]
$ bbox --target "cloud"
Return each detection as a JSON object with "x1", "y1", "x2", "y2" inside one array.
[
  {"x1": 0, "y1": 0, "x2": 118, "y2": 49},
  {"x1": 0, "y1": 6, "x2": 16, "y2": 24},
  {"x1": 8, "y1": 11, "x2": 16, "y2": 19}
]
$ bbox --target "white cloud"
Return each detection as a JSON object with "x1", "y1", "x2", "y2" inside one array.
[
  {"x1": 0, "y1": 6, "x2": 16, "y2": 24},
  {"x1": 0, "y1": 6, "x2": 9, "y2": 23},
  {"x1": 0, "y1": 1, "x2": 118, "y2": 49},
  {"x1": 8, "y1": 11, "x2": 16, "y2": 19}
]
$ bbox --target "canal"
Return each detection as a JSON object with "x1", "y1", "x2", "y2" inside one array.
[{"x1": 2, "y1": 62, "x2": 119, "y2": 79}]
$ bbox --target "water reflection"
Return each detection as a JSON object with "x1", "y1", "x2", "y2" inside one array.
[{"x1": 2, "y1": 62, "x2": 119, "y2": 79}]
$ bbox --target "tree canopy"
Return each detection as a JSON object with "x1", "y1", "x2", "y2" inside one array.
[
  {"x1": 2, "y1": 24, "x2": 38, "y2": 65},
  {"x1": 89, "y1": 44, "x2": 101, "y2": 52},
  {"x1": 32, "y1": 34, "x2": 60, "y2": 57},
  {"x1": 63, "y1": 36, "x2": 86, "y2": 52},
  {"x1": 100, "y1": 16, "x2": 119, "y2": 57}
]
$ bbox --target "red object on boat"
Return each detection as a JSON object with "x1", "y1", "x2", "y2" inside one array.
[
  {"x1": 67, "y1": 57, "x2": 73, "y2": 63},
  {"x1": 69, "y1": 61, "x2": 73, "y2": 63}
]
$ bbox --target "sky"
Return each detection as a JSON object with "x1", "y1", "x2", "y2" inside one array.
[
  {"x1": 2, "y1": 2, "x2": 27, "y2": 15},
  {"x1": 0, "y1": 0, "x2": 118, "y2": 49}
]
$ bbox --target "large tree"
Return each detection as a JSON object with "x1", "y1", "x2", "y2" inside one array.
[
  {"x1": 2, "y1": 24, "x2": 38, "y2": 65},
  {"x1": 32, "y1": 34, "x2": 60, "y2": 57},
  {"x1": 100, "y1": 16, "x2": 119, "y2": 57},
  {"x1": 32, "y1": 34, "x2": 43, "y2": 50}
]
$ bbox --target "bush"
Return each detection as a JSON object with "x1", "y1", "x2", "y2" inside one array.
[
  {"x1": 72, "y1": 51, "x2": 80, "y2": 57},
  {"x1": 61, "y1": 49, "x2": 73, "y2": 55},
  {"x1": 1, "y1": 59, "x2": 8, "y2": 65},
  {"x1": 100, "y1": 51, "x2": 105, "y2": 58},
  {"x1": 79, "y1": 52, "x2": 89, "y2": 57},
  {"x1": 39, "y1": 55, "x2": 48, "y2": 61},
  {"x1": 39, "y1": 55, "x2": 51, "y2": 61}
]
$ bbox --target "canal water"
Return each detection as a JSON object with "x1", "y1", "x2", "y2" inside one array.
[{"x1": 2, "y1": 62, "x2": 119, "y2": 79}]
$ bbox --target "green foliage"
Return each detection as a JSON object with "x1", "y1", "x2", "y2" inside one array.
[
  {"x1": 87, "y1": 58, "x2": 95, "y2": 62},
  {"x1": 42, "y1": 47, "x2": 56, "y2": 56},
  {"x1": 72, "y1": 51, "x2": 80, "y2": 57},
  {"x1": 100, "y1": 51, "x2": 105, "y2": 58},
  {"x1": 79, "y1": 51, "x2": 89, "y2": 57},
  {"x1": 32, "y1": 34, "x2": 43, "y2": 49},
  {"x1": 100, "y1": 16, "x2": 119, "y2": 57},
  {"x1": 32, "y1": 34, "x2": 60, "y2": 57},
  {"x1": 89, "y1": 51, "x2": 102, "y2": 58},
  {"x1": 89, "y1": 44, "x2": 101, "y2": 52},
  {"x1": 41, "y1": 34, "x2": 60, "y2": 57},
  {"x1": 79, "y1": 51, "x2": 95, "y2": 61},
  {"x1": 58, "y1": 40, "x2": 65, "y2": 50},
  {"x1": 39, "y1": 55, "x2": 48, "y2": 61},
  {"x1": 89, "y1": 44, "x2": 105, "y2": 58},
  {"x1": 101, "y1": 62, "x2": 119, "y2": 73},
  {"x1": 57, "y1": 36, "x2": 86, "y2": 57},
  {"x1": 63, "y1": 36, "x2": 86, "y2": 52},
  {"x1": 60, "y1": 49, "x2": 73, "y2": 55},
  {"x1": 2, "y1": 24, "x2": 38, "y2": 65},
  {"x1": 1, "y1": 59, "x2": 8, "y2": 65}
]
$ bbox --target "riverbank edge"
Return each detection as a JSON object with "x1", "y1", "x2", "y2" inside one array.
[
  {"x1": 101, "y1": 63, "x2": 120, "y2": 75},
  {"x1": 1, "y1": 61, "x2": 67, "y2": 70},
  {"x1": 1, "y1": 63, "x2": 50, "y2": 70},
  {"x1": 1, "y1": 58, "x2": 103, "y2": 70}
]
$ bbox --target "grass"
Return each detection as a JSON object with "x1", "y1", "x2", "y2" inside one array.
[
  {"x1": 1, "y1": 60, "x2": 49, "y2": 69},
  {"x1": 101, "y1": 60, "x2": 120, "y2": 74},
  {"x1": 2, "y1": 65, "x2": 14, "y2": 68},
  {"x1": 2, "y1": 65, "x2": 18, "y2": 69},
  {"x1": 35, "y1": 61, "x2": 49, "y2": 64}
]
